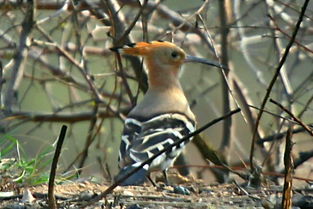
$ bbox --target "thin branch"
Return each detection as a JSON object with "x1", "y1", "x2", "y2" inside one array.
[
  {"x1": 298, "y1": 92, "x2": 313, "y2": 119},
  {"x1": 257, "y1": 125, "x2": 313, "y2": 144},
  {"x1": 120, "y1": 0, "x2": 215, "y2": 50},
  {"x1": 3, "y1": 109, "x2": 126, "y2": 123},
  {"x1": 77, "y1": 106, "x2": 101, "y2": 174},
  {"x1": 249, "y1": 0, "x2": 310, "y2": 173},
  {"x1": 116, "y1": 0, "x2": 149, "y2": 45},
  {"x1": 36, "y1": 0, "x2": 70, "y2": 25},
  {"x1": 294, "y1": 150, "x2": 313, "y2": 169},
  {"x1": 270, "y1": 15, "x2": 313, "y2": 54},
  {"x1": 102, "y1": 0, "x2": 148, "y2": 92},
  {"x1": 270, "y1": 99, "x2": 313, "y2": 137},
  {"x1": 35, "y1": 25, "x2": 103, "y2": 102}
]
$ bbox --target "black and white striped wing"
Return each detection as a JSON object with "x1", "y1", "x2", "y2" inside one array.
[
  {"x1": 118, "y1": 113, "x2": 196, "y2": 170},
  {"x1": 118, "y1": 117, "x2": 142, "y2": 167}
]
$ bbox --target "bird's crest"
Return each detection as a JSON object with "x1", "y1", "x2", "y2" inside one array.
[{"x1": 110, "y1": 41, "x2": 178, "y2": 56}]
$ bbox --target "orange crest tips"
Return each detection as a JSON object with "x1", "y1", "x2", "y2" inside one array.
[{"x1": 110, "y1": 41, "x2": 177, "y2": 56}]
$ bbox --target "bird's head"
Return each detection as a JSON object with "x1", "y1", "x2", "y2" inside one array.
[
  {"x1": 110, "y1": 41, "x2": 225, "y2": 71},
  {"x1": 111, "y1": 41, "x2": 186, "y2": 70}
]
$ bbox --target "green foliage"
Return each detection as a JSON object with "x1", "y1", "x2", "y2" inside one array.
[{"x1": 0, "y1": 134, "x2": 54, "y2": 185}]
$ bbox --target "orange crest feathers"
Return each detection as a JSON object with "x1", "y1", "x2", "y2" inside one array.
[{"x1": 110, "y1": 41, "x2": 177, "y2": 56}]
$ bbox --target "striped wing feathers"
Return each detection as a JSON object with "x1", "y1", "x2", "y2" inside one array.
[{"x1": 119, "y1": 113, "x2": 195, "y2": 170}]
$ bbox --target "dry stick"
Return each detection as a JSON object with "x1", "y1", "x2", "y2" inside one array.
[
  {"x1": 282, "y1": 127, "x2": 294, "y2": 209},
  {"x1": 249, "y1": 0, "x2": 310, "y2": 173},
  {"x1": 270, "y1": 99, "x2": 313, "y2": 137},
  {"x1": 83, "y1": 108, "x2": 241, "y2": 206},
  {"x1": 48, "y1": 125, "x2": 68, "y2": 209}
]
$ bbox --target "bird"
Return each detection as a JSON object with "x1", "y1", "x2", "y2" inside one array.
[{"x1": 111, "y1": 41, "x2": 219, "y2": 186}]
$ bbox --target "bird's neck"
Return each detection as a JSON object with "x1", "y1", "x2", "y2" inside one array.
[
  {"x1": 146, "y1": 60, "x2": 181, "y2": 91},
  {"x1": 129, "y1": 63, "x2": 195, "y2": 121},
  {"x1": 130, "y1": 87, "x2": 195, "y2": 121}
]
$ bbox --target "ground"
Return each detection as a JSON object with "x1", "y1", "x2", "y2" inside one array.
[{"x1": 1, "y1": 173, "x2": 313, "y2": 209}]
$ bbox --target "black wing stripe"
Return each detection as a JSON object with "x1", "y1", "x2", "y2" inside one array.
[{"x1": 140, "y1": 130, "x2": 180, "y2": 146}]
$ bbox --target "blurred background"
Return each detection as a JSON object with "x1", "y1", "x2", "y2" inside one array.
[{"x1": 0, "y1": 0, "x2": 313, "y2": 186}]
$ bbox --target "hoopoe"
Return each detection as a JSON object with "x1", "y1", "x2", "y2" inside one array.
[{"x1": 112, "y1": 41, "x2": 218, "y2": 185}]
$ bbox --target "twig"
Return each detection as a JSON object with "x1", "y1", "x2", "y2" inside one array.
[
  {"x1": 120, "y1": 0, "x2": 215, "y2": 50},
  {"x1": 48, "y1": 125, "x2": 68, "y2": 209},
  {"x1": 270, "y1": 99, "x2": 313, "y2": 137},
  {"x1": 114, "y1": 52, "x2": 135, "y2": 106},
  {"x1": 248, "y1": 104, "x2": 300, "y2": 124},
  {"x1": 249, "y1": 0, "x2": 310, "y2": 174},
  {"x1": 111, "y1": 0, "x2": 148, "y2": 106},
  {"x1": 82, "y1": 108, "x2": 240, "y2": 207},
  {"x1": 298, "y1": 92, "x2": 313, "y2": 119},
  {"x1": 35, "y1": 25, "x2": 104, "y2": 102},
  {"x1": 3, "y1": 109, "x2": 125, "y2": 123},
  {"x1": 77, "y1": 107, "x2": 99, "y2": 175},
  {"x1": 257, "y1": 125, "x2": 313, "y2": 144},
  {"x1": 193, "y1": 135, "x2": 248, "y2": 182},
  {"x1": 234, "y1": 0, "x2": 267, "y2": 85},
  {"x1": 267, "y1": 14, "x2": 293, "y2": 98},
  {"x1": 0, "y1": 1, "x2": 98, "y2": 11},
  {"x1": 196, "y1": 4, "x2": 249, "y2": 155},
  {"x1": 102, "y1": 0, "x2": 148, "y2": 92},
  {"x1": 270, "y1": 15, "x2": 313, "y2": 54},
  {"x1": 36, "y1": 0, "x2": 70, "y2": 25},
  {"x1": 116, "y1": 0, "x2": 148, "y2": 45},
  {"x1": 294, "y1": 150, "x2": 313, "y2": 169}
]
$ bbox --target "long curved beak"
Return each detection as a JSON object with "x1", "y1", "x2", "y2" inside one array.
[{"x1": 185, "y1": 55, "x2": 228, "y2": 70}]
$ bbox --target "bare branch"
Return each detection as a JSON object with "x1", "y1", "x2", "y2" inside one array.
[
  {"x1": 249, "y1": 0, "x2": 310, "y2": 174},
  {"x1": 4, "y1": 1, "x2": 34, "y2": 111}
]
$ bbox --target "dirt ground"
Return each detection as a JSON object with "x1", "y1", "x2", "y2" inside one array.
[{"x1": 1, "y1": 173, "x2": 313, "y2": 209}]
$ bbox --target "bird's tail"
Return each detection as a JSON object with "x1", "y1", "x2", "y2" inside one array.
[{"x1": 114, "y1": 164, "x2": 149, "y2": 186}]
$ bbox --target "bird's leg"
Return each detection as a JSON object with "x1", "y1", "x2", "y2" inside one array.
[
  {"x1": 163, "y1": 170, "x2": 170, "y2": 185},
  {"x1": 146, "y1": 174, "x2": 157, "y2": 187}
]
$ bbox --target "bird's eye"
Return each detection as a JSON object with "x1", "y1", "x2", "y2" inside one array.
[{"x1": 171, "y1": 51, "x2": 179, "y2": 59}]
